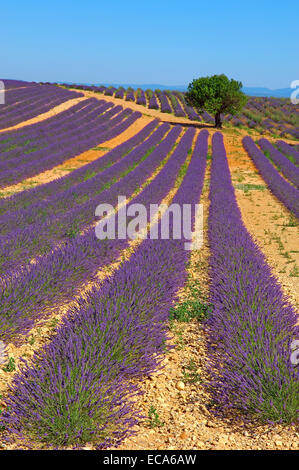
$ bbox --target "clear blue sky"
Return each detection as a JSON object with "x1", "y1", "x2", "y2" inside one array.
[{"x1": 1, "y1": 0, "x2": 298, "y2": 89}]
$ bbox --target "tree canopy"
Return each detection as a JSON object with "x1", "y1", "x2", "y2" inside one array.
[{"x1": 185, "y1": 74, "x2": 248, "y2": 128}]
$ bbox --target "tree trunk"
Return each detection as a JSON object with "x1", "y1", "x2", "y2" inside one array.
[{"x1": 215, "y1": 113, "x2": 222, "y2": 128}]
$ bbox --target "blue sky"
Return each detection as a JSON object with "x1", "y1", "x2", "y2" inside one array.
[{"x1": 1, "y1": 0, "x2": 298, "y2": 88}]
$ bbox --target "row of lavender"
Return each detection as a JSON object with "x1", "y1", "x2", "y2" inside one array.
[
  {"x1": 243, "y1": 137, "x2": 299, "y2": 217},
  {"x1": 1, "y1": 79, "x2": 40, "y2": 90},
  {"x1": 67, "y1": 83, "x2": 210, "y2": 122},
  {"x1": 0, "y1": 98, "x2": 109, "y2": 160},
  {"x1": 0, "y1": 122, "x2": 167, "y2": 276},
  {"x1": 0, "y1": 119, "x2": 157, "y2": 215},
  {"x1": 0, "y1": 98, "x2": 142, "y2": 187},
  {"x1": 207, "y1": 132, "x2": 298, "y2": 424},
  {"x1": 61, "y1": 83, "x2": 299, "y2": 138},
  {"x1": 243, "y1": 96, "x2": 299, "y2": 140},
  {"x1": 0, "y1": 80, "x2": 83, "y2": 129},
  {"x1": 258, "y1": 138, "x2": 299, "y2": 188},
  {"x1": 0, "y1": 99, "x2": 113, "y2": 165},
  {"x1": 275, "y1": 140, "x2": 299, "y2": 166},
  {"x1": 0, "y1": 124, "x2": 183, "y2": 340},
  {"x1": 0, "y1": 131, "x2": 209, "y2": 448}
]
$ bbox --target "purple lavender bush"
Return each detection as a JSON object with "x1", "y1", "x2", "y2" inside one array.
[
  {"x1": 0, "y1": 130, "x2": 209, "y2": 448},
  {"x1": 276, "y1": 140, "x2": 299, "y2": 166},
  {"x1": 243, "y1": 136, "x2": 299, "y2": 217},
  {"x1": 136, "y1": 89, "x2": 146, "y2": 106},
  {"x1": 0, "y1": 106, "x2": 141, "y2": 188},
  {"x1": 258, "y1": 138, "x2": 299, "y2": 188},
  {"x1": 125, "y1": 88, "x2": 135, "y2": 102},
  {"x1": 0, "y1": 126, "x2": 183, "y2": 340},
  {"x1": 0, "y1": 120, "x2": 158, "y2": 217},
  {"x1": 155, "y1": 90, "x2": 172, "y2": 114},
  {"x1": 0, "y1": 82, "x2": 82, "y2": 129},
  {"x1": 0, "y1": 124, "x2": 169, "y2": 275},
  {"x1": 207, "y1": 132, "x2": 299, "y2": 424},
  {"x1": 104, "y1": 87, "x2": 116, "y2": 96}
]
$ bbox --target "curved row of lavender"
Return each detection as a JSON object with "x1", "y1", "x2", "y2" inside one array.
[
  {"x1": 201, "y1": 110, "x2": 215, "y2": 124},
  {"x1": 114, "y1": 88, "x2": 124, "y2": 99},
  {"x1": 147, "y1": 89, "x2": 159, "y2": 110},
  {"x1": 0, "y1": 106, "x2": 136, "y2": 186},
  {"x1": 0, "y1": 130, "x2": 208, "y2": 448},
  {"x1": 2, "y1": 86, "x2": 46, "y2": 113},
  {"x1": 0, "y1": 102, "x2": 116, "y2": 170},
  {"x1": 0, "y1": 98, "x2": 97, "y2": 156},
  {"x1": 165, "y1": 91, "x2": 186, "y2": 118},
  {"x1": 104, "y1": 87, "x2": 117, "y2": 97},
  {"x1": 0, "y1": 81, "x2": 82, "y2": 129},
  {"x1": 243, "y1": 136, "x2": 299, "y2": 217},
  {"x1": 67, "y1": 84, "x2": 183, "y2": 122},
  {"x1": 258, "y1": 138, "x2": 299, "y2": 188},
  {"x1": 276, "y1": 140, "x2": 299, "y2": 166},
  {"x1": 0, "y1": 103, "x2": 141, "y2": 188},
  {"x1": 0, "y1": 79, "x2": 39, "y2": 90},
  {"x1": 155, "y1": 90, "x2": 172, "y2": 114},
  {"x1": 207, "y1": 133, "x2": 298, "y2": 424},
  {"x1": 0, "y1": 103, "x2": 123, "y2": 170},
  {"x1": 2, "y1": 91, "x2": 69, "y2": 129},
  {"x1": 0, "y1": 99, "x2": 114, "y2": 166},
  {"x1": 173, "y1": 91, "x2": 203, "y2": 121},
  {"x1": 0, "y1": 124, "x2": 170, "y2": 275},
  {"x1": 0, "y1": 100, "x2": 107, "y2": 159},
  {"x1": 0, "y1": 98, "x2": 119, "y2": 165},
  {"x1": 136, "y1": 89, "x2": 146, "y2": 106},
  {"x1": 65, "y1": 83, "x2": 299, "y2": 138},
  {"x1": 0, "y1": 96, "x2": 96, "y2": 140},
  {"x1": 125, "y1": 89, "x2": 135, "y2": 102},
  {"x1": 0, "y1": 98, "x2": 114, "y2": 153},
  {"x1": 0, "y1": 120, "x2": 158, "y2": 216},
  {"x1": 0, "y1": 125, "x2": 183, "y2": 340},
  {"x1": 0, "y1": 121, "x2": 160, "y2": 232},
  {"x1": 68, "y1": 84, "x2": 202, "y2": 121}
]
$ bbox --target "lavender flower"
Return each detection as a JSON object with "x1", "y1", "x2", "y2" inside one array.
[{"x1": 207, "y1": 132, "x2": 299, "y2": 424}]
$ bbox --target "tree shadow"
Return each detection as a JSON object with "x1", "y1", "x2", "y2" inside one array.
[{"x1": 161, "y1": 119, "x2": 214, "y2": 129}]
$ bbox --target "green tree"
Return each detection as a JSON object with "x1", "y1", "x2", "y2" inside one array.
[{"x1": 185, "y1": 74, "x2": 247, "y2": 128}]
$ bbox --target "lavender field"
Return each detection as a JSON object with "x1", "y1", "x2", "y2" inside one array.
[
  {"x1": 63, "y1": 83, "x2": 299, "y2": 140},
  {"x1": 0, "y1": 78, "x2": 298, "y2": 452}
]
